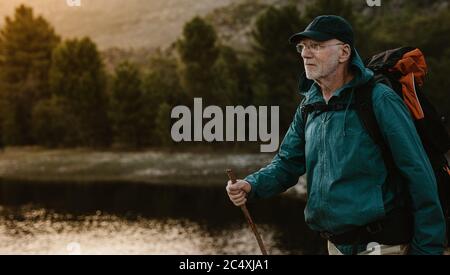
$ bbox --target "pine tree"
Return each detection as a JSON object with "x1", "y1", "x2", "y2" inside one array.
[
  {"x1": 177, "y1": 17, "x2": 220, "y2": 105},
  {"x1": 49, "y1": 37, "x2": 111, "y2": 147},
  {"x1": 213, "y1": 46, "x2": 252, "y2": 106},
  {"x1": 251, "y1": 5, "x2": 302, "y2": 133},
  {"x1": 0, "y1": 5, "x2": 60, "y2": 145},
  {"x1": 31, "y1": 96, "x2": 76, "y2": 147},
  {"x1": 110, "y1": 62, "x2": 148, "y2": 147},
  {"x1": 141, "y1": 51, "x2": 186, "y2": 146}
]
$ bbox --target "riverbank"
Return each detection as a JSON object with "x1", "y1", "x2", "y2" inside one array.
[
  {"x1": 0, "y1": 146, "x2": 268, "y2": 183},
  {"x1": 0, "y1": 146, "x2": 307, "y2": 196}
]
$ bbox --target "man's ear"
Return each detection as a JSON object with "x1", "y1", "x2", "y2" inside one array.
[{"x1": 339, "y1": 45, "x2": 352, "y2": 63}]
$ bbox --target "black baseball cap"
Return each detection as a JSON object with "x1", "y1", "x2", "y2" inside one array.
[{"x1": 289, "y1": 15, "x2": 354, "y2": 47}]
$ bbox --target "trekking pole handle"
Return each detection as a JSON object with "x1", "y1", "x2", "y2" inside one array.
[{"x1": 226, "y1": 169, "x2": 268, "y2": 255}]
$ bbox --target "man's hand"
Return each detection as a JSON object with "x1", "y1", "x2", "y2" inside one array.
[{"x1": 226, "y1": 179, "x2": 252, "y2": 206}]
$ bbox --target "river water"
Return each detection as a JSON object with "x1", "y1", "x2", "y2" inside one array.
[
  {"x1": 0, "y1": 150, "x2": 325, "y2": 255},
  {"x1": 0, "y1": 207, "x2": 324, "y2": 255}
]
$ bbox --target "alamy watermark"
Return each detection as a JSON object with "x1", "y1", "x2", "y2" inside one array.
[
  {"x1": 66, "y1": 0, "x2": 380, "y2": 8},
  {"x1": 366, "y1": 0, "x2": 381, "y2": 7},
  {"x1": 171, "y1": 98, "x2": 279, "y2": 153},
  {"x1": 365, "y1": 242, "x2": 381, "y2": 255},
  {"x1": 66, "y1": 242, "x2": 82, "y2": 255},
  {"x1": 67, "y1": 0, "x2": 81, "y2": 7}
]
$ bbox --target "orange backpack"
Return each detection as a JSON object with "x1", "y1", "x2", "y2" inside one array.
[{"x1": 358, "y1": 47, "x2": 450, "y2": 244}]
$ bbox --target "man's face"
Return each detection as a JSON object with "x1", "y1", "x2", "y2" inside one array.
[{"x1": 299, "y1": 39, "x2": 343, "y2": 81}]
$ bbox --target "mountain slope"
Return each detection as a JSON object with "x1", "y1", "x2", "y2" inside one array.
[
  {"x1": 1, "y1": 0, "x2": 447, "y2": 52},
  {"x1": 0, "y1": 0, "x2": 240, "y2": 49}
]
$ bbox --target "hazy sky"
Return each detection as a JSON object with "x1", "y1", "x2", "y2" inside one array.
[{"x1": 0, "y1": 0, "x2": 239, "y2": 49}]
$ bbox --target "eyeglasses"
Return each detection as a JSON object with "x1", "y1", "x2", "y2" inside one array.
[{"x1": 296, "y1": 42, "x2": 345, "y2": 53}]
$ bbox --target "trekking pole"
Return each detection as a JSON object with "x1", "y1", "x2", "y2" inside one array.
[{"x1": 226, "y1": 169, "x2": 268, "y2": 255}]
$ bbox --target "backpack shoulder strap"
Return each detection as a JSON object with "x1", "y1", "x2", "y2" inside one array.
[{"x1": 354, "y1": 79, "x2": 399, "y2": 178}]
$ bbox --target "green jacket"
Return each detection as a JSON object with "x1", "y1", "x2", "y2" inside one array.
[{"x1": 245, "y1": 50, "x2": 446, "y2": 255}]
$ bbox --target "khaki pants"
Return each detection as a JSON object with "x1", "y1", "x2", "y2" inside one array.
[{"x1": 328, "y1": 241, "x2": 409, "y2": 255}]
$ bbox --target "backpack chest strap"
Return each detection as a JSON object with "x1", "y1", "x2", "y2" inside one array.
[{"x1": 301, "y1": 102, "x2": 355, "y2": 123}]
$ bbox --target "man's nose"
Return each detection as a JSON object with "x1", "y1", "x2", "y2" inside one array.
[{"x1": 301, "y1": 48, "x2": 313, "y2": 59}]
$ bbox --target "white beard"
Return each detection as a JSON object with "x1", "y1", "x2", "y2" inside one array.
[{"x1": 305, "y1": 56, "x2": 340, "y2": 81}]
